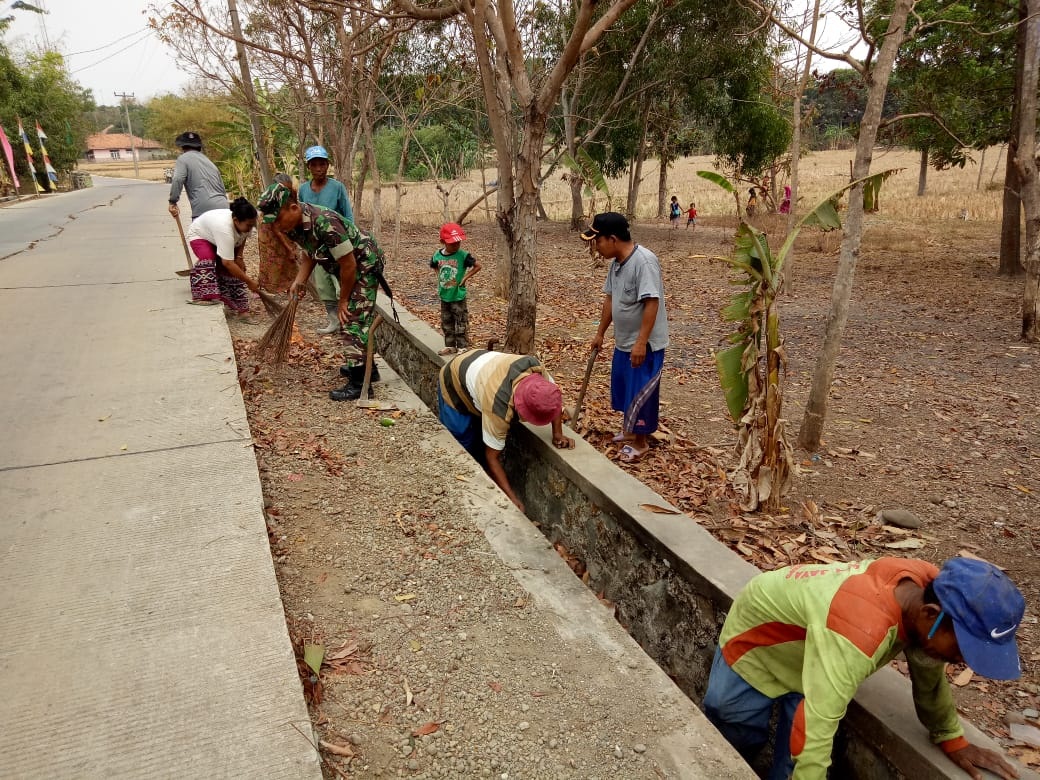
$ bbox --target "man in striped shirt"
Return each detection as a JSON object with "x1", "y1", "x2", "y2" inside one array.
[
  {"x1": 438, "y1": 349, "x2": 574, "y2": 512},
  {"x1": 704, "y1": 557, "x2": 1023, "y2": 779}
]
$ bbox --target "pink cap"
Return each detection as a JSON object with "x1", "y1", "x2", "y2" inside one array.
[
  {"x1": 440, "y1": 222, "x2": 466, "y2": 242},
  {"x1": 513, "y1": 374, "x2": 561, "y2": 427}
]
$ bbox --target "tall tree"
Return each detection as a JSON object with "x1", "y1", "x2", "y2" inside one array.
[
  {"x1": 885, "y1": 0, "x2": 1015, "y2": 197},
  {"x1": 999, "y1": 1, "x2": 1029, "y2": 276},
  {"x1": 396, "y1": 0, "x2": 642, "y2": 353},
  {"x1": 1017, "y1": 0, "x2": 1040, "y2": 339},
  {"x1": 742, "y1": 0, "x2": 915, "y2": 451},
  {"x1": 796, "y1": 0, "x2": 913, "y2": 451},
  {"x1": 153, "y1": 0, "x2": 409, "y2": 204}
]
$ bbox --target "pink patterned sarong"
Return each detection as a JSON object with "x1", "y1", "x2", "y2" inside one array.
[{"x1": 189, "y1": 239, "x2": 250, "y2": 312}]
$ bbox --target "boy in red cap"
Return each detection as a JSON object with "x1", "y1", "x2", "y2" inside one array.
[{"x1": 430, "y1": 223, "x2": 482, "y2": 355}]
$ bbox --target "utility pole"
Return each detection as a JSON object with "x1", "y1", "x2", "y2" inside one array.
[
  {"x1": 227, "y1": 0, "x2": 272, "y2": 187},
  {"x1": 114, "y1": 92, "x2": 140, "y2": 179}
]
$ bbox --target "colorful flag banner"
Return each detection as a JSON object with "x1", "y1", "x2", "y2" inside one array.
[
  {"x1": 17, "y1": 118, "x2": 41, "y2": 193},
  {"x1": 0, "y1": 124, "x2": 20, "y2": 190},
  {"x1": 35, "y1": 121, "x2": 59, "y2": 183}
]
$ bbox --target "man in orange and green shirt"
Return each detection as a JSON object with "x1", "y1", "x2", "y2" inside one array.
[{"x1": 704, "y1": 557, "x2": 1024, "y2": 779}]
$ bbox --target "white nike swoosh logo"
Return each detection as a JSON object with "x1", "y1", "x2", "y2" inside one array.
[{"x1": 990, "y1": 625, "x2": 1017, "y2": 639}]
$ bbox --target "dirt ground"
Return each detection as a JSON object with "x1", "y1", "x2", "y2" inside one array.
[
  {"x1": 221, "y1": 174, "x2": 1040, "y2": 774},
  {"x1": 228, "y1": 301, "x2": 748, "y2": 779}
]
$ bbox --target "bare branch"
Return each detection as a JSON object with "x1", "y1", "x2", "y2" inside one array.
[{"x1": 879, "y1": 111, "x2": 968, "y2": 147}]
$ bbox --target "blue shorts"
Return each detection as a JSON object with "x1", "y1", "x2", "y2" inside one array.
[
  {"x1": 610, "y1": 347, "x2": 664, "y2": 435},
  {"x1": 437, "y1": 384, "x2": 483, "y2": 462}
]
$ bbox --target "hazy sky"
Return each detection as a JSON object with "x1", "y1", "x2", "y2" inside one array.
[
  {"x1": 6, "y1": 0, "x2": 191, "y2": 105},
  {"x1": 5, "y1": 0, "x2": 863, "y2": 111}
]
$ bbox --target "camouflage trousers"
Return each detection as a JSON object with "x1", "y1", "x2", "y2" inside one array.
[
  {"x1": 340, "y1": 269, "x2": 379, "y2": 368},
  {"x1": 439, "y1": 298, "x2": 470, "y2": 349}
]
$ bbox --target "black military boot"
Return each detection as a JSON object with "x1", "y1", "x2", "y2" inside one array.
[
  {"x1": 340, "y1": 363, "x2": 380, "y2": 382},
  {"x1": 329, "y1": 366, "x2": 373, "y2": 401}
]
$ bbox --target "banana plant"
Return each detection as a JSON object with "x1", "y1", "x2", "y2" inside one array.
[{"x1": 697, "y1": 168, "x2": 898, "y2": 512}]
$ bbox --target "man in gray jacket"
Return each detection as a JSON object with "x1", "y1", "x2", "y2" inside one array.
[{"x1": 167, "y1": 131, "x2": 228, "y2": 221}]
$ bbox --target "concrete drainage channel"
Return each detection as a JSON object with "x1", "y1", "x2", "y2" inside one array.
[{"x1": 372, "y1": 297, "x2": 1030, "y2": 780}]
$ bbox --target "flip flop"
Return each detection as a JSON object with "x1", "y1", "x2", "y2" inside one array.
[
  {"x1": 618, "y1": 444, "x2": 648, "y2": 463},
  {"x1": 612, "y1": 432, "x2": 633, "y2": 443}
]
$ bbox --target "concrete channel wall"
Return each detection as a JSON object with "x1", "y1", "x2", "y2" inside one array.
[{"x1": 372, "y1": 297, "x2": 1029, "y2": 780}]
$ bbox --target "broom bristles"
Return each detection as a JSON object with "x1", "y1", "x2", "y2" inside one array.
[
  {"x1": 257, "y1": 289, "x2": 284, "y2": 318},
  {"x1": 256, "y1": 296, "x2": 299, "y2": 363}
]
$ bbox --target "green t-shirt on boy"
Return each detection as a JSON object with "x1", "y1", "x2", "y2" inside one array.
[{"x1": 430, "y1": 249, "x2": 476, "y2": 303}]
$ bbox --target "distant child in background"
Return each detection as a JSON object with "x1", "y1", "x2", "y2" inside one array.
[
  {"x1": 669, "y1": 195, "x2": 682, "y2": 229},
  {"x1": 746, "y1": 187, "x2": 758, "y2": 218},
  {"x1": 431, "y1": 223, "x2": 482, "y2": 356},
  {"x1": 779, "y1": 184, "x2": 792, "y2": 214},
  {"x1": 686, "y1": 202, "x2": 698, "y2": 230}
]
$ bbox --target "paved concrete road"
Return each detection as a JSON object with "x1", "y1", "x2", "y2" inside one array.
[{"x1": 0, "y1": 179, "x2": 320, "y2": 778}]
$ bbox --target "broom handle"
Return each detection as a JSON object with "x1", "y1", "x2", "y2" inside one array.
[
  {"x1": 173, "y1": 213, "x2": 193, "y2": 270},
  {"x1": 358, "y1": 314, "x2": 383, "y2": 399},
  {"x1": 571, "y1": 346, "x2": 599, "y2": 431}
]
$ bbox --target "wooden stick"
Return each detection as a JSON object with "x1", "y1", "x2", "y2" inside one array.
[
  {"x1": 173, "y1": 212, "x2": 193, "y2": 277},
  {"x1": 568, "y1": 346, "x2": 599, "y2": 431}
]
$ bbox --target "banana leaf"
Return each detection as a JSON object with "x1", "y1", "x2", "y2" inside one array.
[
  {"x1": 696, "y1": 170, "x2": 736, "y2": 193},
  {"x1": 716, "y1": 343, "x2": 749, "y2": 422}
]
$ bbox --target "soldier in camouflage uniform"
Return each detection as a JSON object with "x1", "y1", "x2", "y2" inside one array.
[{"x1": 257, "y1": 181, "x2": 385, "y2": 401}]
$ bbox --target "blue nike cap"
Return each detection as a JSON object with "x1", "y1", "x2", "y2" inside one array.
[{"x1": 933, "y1": 557, "x2": 1025, "y2": 680}]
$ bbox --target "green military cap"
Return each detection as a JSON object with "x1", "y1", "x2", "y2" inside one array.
[{"x1": 257, "y1": 181, "x2": 293, "y2": 223}]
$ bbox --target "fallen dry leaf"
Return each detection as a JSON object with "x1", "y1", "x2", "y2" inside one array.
[
  {"x1": 320, "y1": 740, "x2": 355, "y2": 758},
  {"x1": 639, "y1": 503, "x2": 681, "y2": 515},
  {"x1": 412, "y1": 721, "x2": 440, "y2": 737},
  {"x1": 952, "y1": 667, "x2": 974, "y2": 686},
  {"x1": 488, "y1": 680, "x2": 503, "y2": 693},
  {"x1": 326, "y1": 641, "x2": 360, "y2": 661}
]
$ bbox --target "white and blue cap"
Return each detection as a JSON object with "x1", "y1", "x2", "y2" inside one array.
[
  {"x1": 933, "y1": 557, "x2": 1025, "y2": 680},
  {"x1": 304, "y1": 145, "x2": 330, "y2": 162}
]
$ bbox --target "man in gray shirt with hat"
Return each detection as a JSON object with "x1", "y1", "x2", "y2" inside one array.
[
  {"x1": 584, "y1": 212, "x2": 669, "y2": 463},
  {"x1": 167, "y1": 131, "x2": 228, "y2": 221}
]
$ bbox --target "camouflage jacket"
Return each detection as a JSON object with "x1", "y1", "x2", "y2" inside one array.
[{"x1": 287, "y1": 203, "x2": 384, "y2": 279}]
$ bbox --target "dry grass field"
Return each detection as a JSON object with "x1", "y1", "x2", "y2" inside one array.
[
  {"x1": 79, "y1": 159, "x2": 172, "y2": 182},
  {"x1": 364, "y1": 146, "x2": 1008, "y2": 227},
  {"x1": 80, "y1": 146, "x2": 1008, "y2": 225}
]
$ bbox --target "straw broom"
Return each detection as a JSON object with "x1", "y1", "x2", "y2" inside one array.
[
  {"x1": 257, "y1": 289, "x2": 284, "y2": 317},
  {"x1": 255, "y1": 295, "x2": 299, "y2": 363}
]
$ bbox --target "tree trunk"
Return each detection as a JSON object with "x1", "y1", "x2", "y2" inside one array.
[
  {"x1": 228, "y1": 0, "x2": 272, "y2": 187},
  {"x1": 362, "y1": 110, "x2": 382, "y2": 237},
  {"x1": 569, "y1": 176, "x2": 584, "y2": 230},
  {"x1": 976, "y1": 147, "x2": 986, "y2": 191},
  {"x1": 999, "y1": 1, "x2": 1028, "y2": 276},
  {"x1": 626, "y1": 122, "x2": 648, "y2": 217},
  {"x1": 786, "y1": 0, "x2": 819, "y2": 292},
  {"x1": 561, "y1": 87, "x2": 585, "y2": 230},
  {"x1": 797, "y1": 0, "x2": 912, "y2": 452},
  {"x1": 656, "y1": 154, "x2": 668, "y2": 219},
  {"x1": 1017, "y1": 0, "x2": 1040, "y2": 339},
  {"x1": 1000, "y1": 140, "x2": 1024, "y2": 275},
  {"x1": 391, "y1": 128, "x2": 410, "y2": 268},
  {"x1": 503, "y1": 123, "x2": 546, "y2": 354},
  {"x1": 917, "y1": 146, "x2": 928, "y2": 196}
]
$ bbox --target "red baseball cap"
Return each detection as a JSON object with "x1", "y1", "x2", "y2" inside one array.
[
  {"x1": 440, "y1": 223, "x2": 466, "y2": 242},
  {"x1": 513, "y1": 374, "x2": 561, "y2": 427}
]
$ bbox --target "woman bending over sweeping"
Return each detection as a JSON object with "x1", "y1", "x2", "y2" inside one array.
[{"x1": 186, "y1": 196, "x2": 261, "y2": 311}]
